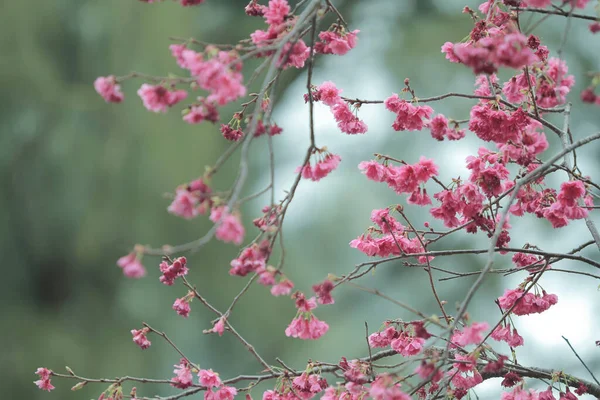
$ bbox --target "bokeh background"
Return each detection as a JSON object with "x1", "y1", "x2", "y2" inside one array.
[{"x1": 1, "y1": 0, "x2": 599, "y2": 398}]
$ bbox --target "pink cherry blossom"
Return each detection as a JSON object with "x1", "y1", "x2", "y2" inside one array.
[
  {"x1": 285, "y1": 315, "x2": 329, "y2": 340},
  {"x1": 220, "y1": 124, "x2": 244, "y2": 141},
  {"x1": 451, "y1": 322, "x2": 489, "y2": 347},
  {"x1": 205, "y1": 386, "x2": 238, "y2": 400},
  {"x1": 297, "y1": 152, "x2": 341, "y2": 182},
  {"x1": 131, "y1": 327, "x2": 151, "y2": 349},
  {"x1": 171, "y1": 359, "x2": 194, "y2": 389},
  {"x1": 230, "y1": 243, "x2": 268, "y2": 277},
  {"x1": 168, "y1": 189, "x2": 201, "y2": 219},
  {"x1": 34, "y1": 368, "x2": 55, "y2": 392},
  {"x1": 159, "y1": 256, "x2": 189, "y2": 286},
  {"x1": 535, "y1": 58, "x2": 574, "y2": 108},
  {"x1": 94, "y1": 76, "x2": 124, "y2": 103},
  {"x1": 368, "y1": 326, "x2": 399, "y2": 348},
  {"x1": 264, "y1": 0, "x2": 289, "y2": 26},
  {"x1": 331, "y1": 101, "x2": 368, "y2": 134},
  {"x1": 182, "y1": 48, "x2": 246, "y2": 106},
  {"x1": 370, "y1": 208, "x2": 404, "y2": 234},
  {"x1": 116, "y1": 252, "x2": 147, "y2": 279},
  {"x1": 450, "y1": 368, "x2": 483, "y2": 390},
  {"x1": 173, "y1": 296, "x2": 191, "y2": 318},
  {"x1": 444, "y1": 31, "x2": 537, "y2": 74},
  {"x1": 358, "y1": 160, "x2": 388, "y2": 182},
  {"x1": 428, "y1": 114, "x2": 465, "y2": 141},
  {"x1": 183, "y1": 100, "x2": 219, "y2": 124},
  {"x1": 369, "y1": 374, "x2": 411, "y2": 400},
  {"x1": 317, "y1": 81, "x2": 343, "y2": 106},
  {"x1": 498, "y1": 288, "x2": 558, "y2": 316},
  {"x1": 35, "y1": 378, "x2": 55, "y2": 392},
  {"x1": 271, "y1": 278, "x2": 294, "y2": 296},
  {"x1": 385, "y1": 94, "x2": 433, "y2": 131},
  {"x1": 245, "y1": 0, "x2": 266, "y2": 16},
  {"x1": 168, "y1": 177, "x2": 212, "y2": 219},
  {"x1": 391, "y1": 334, "x2": 426, "y2": 356},
  {"x1": 292, "y1": 372, "x2": 328, "y2": 399},
  {"x1": 469, "y1": 104, "x2": 530, "y2": 144},
  {"x1": 314, "y1": 29, "x2": 359, "y2": 56},
  {"x1": 279, "y1": 40, "x2": 311, "y2": 69},
  {"x1": 211, "y1": 316, "x2": 226, "y2": 336},
  {"x1": 137, "y1": 84, "x2": 187, "y2": 113},
  {"x1": 199, "y1": 369, "x2": 222, "y2": 388},
  {"x1": 285, "y1": 292, "x2": 329, "y2": 340},
  {"x1": 312, "y1": 279, "x2": 335, "y2": 305},
  {"x1": 211, "y1": 207, "x2": 245, "y2": 245},
  {"x1": 491, "y1": 323, "x2": 524, "y2": 347}
]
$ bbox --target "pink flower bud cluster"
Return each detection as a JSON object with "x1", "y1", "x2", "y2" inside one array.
[{"x1": 308, "y1": 81, "x2": 368, "y2": 134}]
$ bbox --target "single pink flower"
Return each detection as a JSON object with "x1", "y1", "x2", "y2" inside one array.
[
  {"x1": 168, "y1": 189, "x2": 201, "y2": 219},
  {"x1": 116, "y1": 252, "x2": 147, "y2": 279},
  {"x1": 211, "y1": 207, "x2": 245, "y2": 245},
  {"x1": 171, "y1": 359, "x2": 194, "y2": 389},
  {"x1": 264, "y1": 0, "x2": 289, "y2": 25},
  {"x1": 271, "y1": 278, "x2": 294, "y2": 296},
  {"x1": 211, "y1": 316, "x2": 226, "y2": 336},
  {"x1": 131, "y1": 327, "x2": 151, "y2": 349},
  {"x1": 317, "y1": 81, "x2": 343, "y2": 107},
  {"x1": 35, "y1": 378, "x2": 55, "y2": 392},
  {"x1": 94, "y1": 76, "x2": 124, "y2": 103},
  {"x1": 173, "y1": 296, "x2": 191, "y2": 318},
  {"x1": 198, "y1": 369, "x2": 222, "y2": 388},
  {"x1": 358, "y1": 160, "x2": 388, "y2": 182}
]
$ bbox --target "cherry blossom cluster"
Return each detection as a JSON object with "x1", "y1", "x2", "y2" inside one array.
[
  {"x1": 285, "y1": 292, "x2": 329, "y2": 340},
  {"x1": 308, "y1": 81, "x2": 368, "y2": 134},
  {"x1": 39, "y1": 0, "x2": 600, "y2": 399},
  {"x1": 297, "y1": 148, "x2": 342, "y2": 181},
  {"x1": 350, "y1": 207, "x2": 431, "y2": 263},
  {"x1": 249, "y1": 0, "x2": 310, "y2": 69}
]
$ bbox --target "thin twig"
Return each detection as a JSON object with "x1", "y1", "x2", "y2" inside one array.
[{"x1": 562, "y1": 336, "x2": 600, "y2": 386}]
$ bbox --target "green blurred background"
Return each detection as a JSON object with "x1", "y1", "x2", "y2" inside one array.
[{"x1": 2, "y1": 1, "x2": 599, "y2": 398}]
